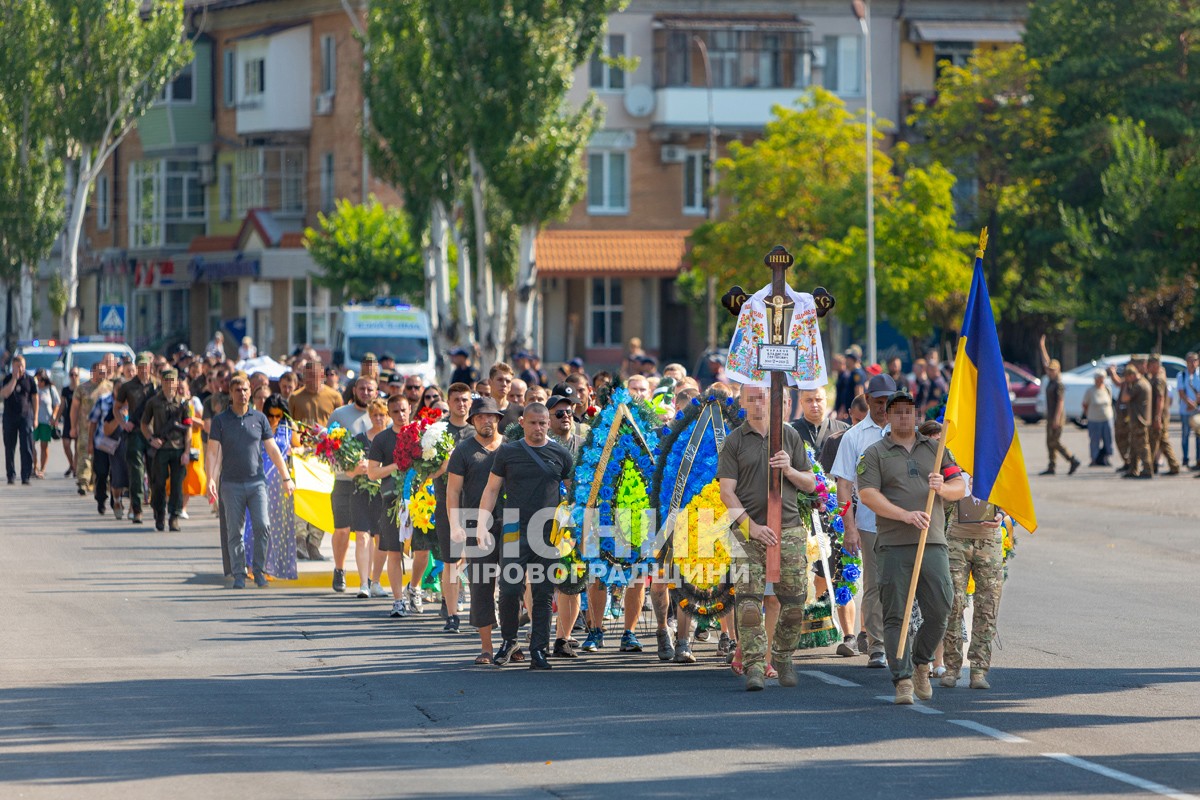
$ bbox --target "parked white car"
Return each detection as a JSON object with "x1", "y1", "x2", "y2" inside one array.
[{"x1": 1036, "y1": 354, "x2": 1187, "y2": 426}]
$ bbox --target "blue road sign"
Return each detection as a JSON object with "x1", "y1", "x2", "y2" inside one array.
[{"x1": 99, "y1": 304, "x2": 126, "y2": 332}]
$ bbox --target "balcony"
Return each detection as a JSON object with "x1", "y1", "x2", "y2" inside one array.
[
  {"x1": 231, "y1": 23, "x2": 312, "y2": 136},
  {"x1": 651, "y1": 16, "x2": 812, "y2": 130}
]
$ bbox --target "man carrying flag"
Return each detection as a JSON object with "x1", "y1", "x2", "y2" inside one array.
[{"x1": 940, "y1": 230, "x2": 1039, "y2": 690}]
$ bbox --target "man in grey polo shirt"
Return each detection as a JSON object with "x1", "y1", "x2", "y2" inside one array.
[
  {"x1": 206, "y1": 375, "x2": 293, "y2": 589},
  {"x1": 831, "y1": 373, "x2": 896, "y2": 667}
]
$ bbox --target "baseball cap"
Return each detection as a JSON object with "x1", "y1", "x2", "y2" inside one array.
[
  {"x1": 387, "y1": 374, "x2": 405, "y2": 386},
  {"x1": 845, "y1": 344, "x2": 863, "y2": 360},
  {"x1": 885, "y1": 389, "x2": 915, "y2": 409},
  {"x1": 361, "y1": 352, "x2": 378, "y2": 364},
  {"x1": 568, "y1": 357, "x2": 584, "y2": 368},
  {"x1": 135, "y1": 353, "x2": 152, "y2": 366},
  {"x1": 550, "y1": 383, "x2": 578, "y2": 403},
  {"x1": 449, "y1": 347, "x2": 469, "y2": 358},
  {"x1": 160, "y1": 367, "x2": 179, "y2": 379},
  {"x1": 866, "y1": 374, "x2": 898, "y2": 397},
  {"x1": 546, "y1": 393, "x2": 574, "y2": 409}
]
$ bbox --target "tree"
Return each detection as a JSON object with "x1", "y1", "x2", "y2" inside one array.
[
  {"x1": 49, "y1": 0, "x2": 192, "y2": 339},
  {"x1": 689, "y1": 88, "x2": 972, "y2": 344},
  {"x1": 1123, "y1": 275, "x2": 1198, "y2": 353},
  {"x1": 0, "y1": 0, "x2": 65, "y2": 341},
  {"x1": 304, "y1": 196, "x2": 424, "y2": 302}
]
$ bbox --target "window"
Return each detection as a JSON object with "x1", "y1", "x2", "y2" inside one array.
[
  {"x1": 683, "y1": 152, "x2": 709, "y2": 215},
  {"x1": 587, "y1": 150, "x2": 628, "y2": 214},
  {"x1": 589, "y1": 33, "x2": 626, "y2": 91},
  {"x1": 128, "y1": 159, "x2": 206, "y2": 248},
  {"x1": 588, "y1": 278, "x2": 623, "y2": 348},
  {"x1": 290, "y1": 277, "x2": 340, "y2": 350},
  {"x1": 823, "y1": 35, "x2": 864, "y2": 96},
  {"x1": 218, "y1": 163, "x2": 233, "y2": 222},
  {"x1": 157, "y1": 59, "x2": 194, "y2": 104},
  {"x1": 243, "y1": 57, "x2": 265, "y2": 101},
  {"x1": 654, "y1": 28, "x2": 811, "y2": 90},
  {"x1": 235, "y1": 147, "x2": 306, "y2": 218},
  {"x1": 320, "y1": 34, "x2": 336, "y2": 95},
  {"x1": 319, "y1": 152, "x2": 335, "y2": 213},
  {"x1": 96, "y1": 174, "x2": 110, "y2": 230},
  {"x1": 223, "y1": 50, "x2": 236, "y2": 108},
  {"x1": 934, "y1": 41, "x2": 974, "y2": 81},
  {"x1": 207, "y1": 284, "x2": 223, "y2": 343}
]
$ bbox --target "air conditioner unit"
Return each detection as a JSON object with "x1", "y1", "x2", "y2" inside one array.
[
  {"x1": 811, "y1": 45, "x2": 827, "y2": 69},
  {"x1": 314, "y1": 93, "x2": 334, "y2": 115},
  {"x1": 660, "y1": 144, "x2": 687, "y2": 164},
  {"x1": 198, "y1": 163, "x2": 215, "y2": 186}
]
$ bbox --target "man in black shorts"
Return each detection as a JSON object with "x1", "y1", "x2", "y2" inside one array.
[
  {"x1": 367, "y1": 393, "x2": 416, "y2": 618},
  {"x1": 477, "y1": 403, "x2": 573, "y2": 670},
  {"x1": 433, "y1": 383, "x2": 476, "y2": 631},
  {"x1": 447, "y1": 397, "x2": 506, "y2": 663}
]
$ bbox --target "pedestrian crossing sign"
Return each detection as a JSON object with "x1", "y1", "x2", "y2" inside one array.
[{"x1": 99, "y1": 304, "x2": 126, "y2": 332}]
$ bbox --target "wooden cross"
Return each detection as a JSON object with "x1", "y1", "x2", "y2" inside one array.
[{"x1": 722, "y1": 246, "x2": 835, "y2": 583}]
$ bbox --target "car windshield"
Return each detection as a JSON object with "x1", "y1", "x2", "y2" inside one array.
[
  {"x1": 347, "y1": 336, "x2": 429, "y2": 365},
  {"x1": 20, "y1": 352, "x2": 61, "y2": 373},
  {"x1": 73, "y1": 349, "x2": 128, "y2": 370}
]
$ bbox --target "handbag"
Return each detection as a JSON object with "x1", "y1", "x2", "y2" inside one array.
[
  {"x1": 51, "y1": 425, "x2": 62, "y2": 440},
  {"x1": 94, "y1": 433, "x2": 120, "y2": 455}
]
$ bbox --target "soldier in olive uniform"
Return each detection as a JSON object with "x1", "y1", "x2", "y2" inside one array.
[
  {"x1": 1109, "y1": 363, "x2": 1131, "y2": 472},
  {"x1": 1122, "y1": 365, "x2": 1154, "y2": 479},
  {"x1": 941, "y1": 499, "x2": 1006, "y2": 691},
  {"x1": 717, "y1": 385, "x2": 816, "y2": 692},
  {"x1": 1146, "y1": 355, "x2": 1180, "y2": 475},
  {"x1": 1038, "y1": 336, "x2": 1080, "y2": 475},
  {"x1": 857, "y1": 391, "x2": 966, "y2": 705},
  {"x1": 141, "y1": 368, "x2": 192, "y2": 530}
]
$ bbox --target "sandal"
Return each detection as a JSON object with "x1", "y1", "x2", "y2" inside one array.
[
  {"x1": 511, "y1": 648, "x2": 526, "y2": 662},
  {"x1": 474, "y1": 653, "x2": 494, "y2": 665},
  {"x1": 731, "y1": 660, "x2": 744, "y2": 676},
  {"x1": 766, "y1": 665, "x2": 779, "y2": 680}
]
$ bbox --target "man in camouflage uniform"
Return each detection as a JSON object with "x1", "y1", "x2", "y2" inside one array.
[
  {"x1": 941, "y1": 500, "x2": 1006, "y2": 690},
  {"x1": 717, "y1": 385, "x2": 816, "y2": 692},
  {"x1": 73, "y1": 359, "x2": 114, "y2": 496},
  {"x1": 1109, "y1": 363, "x2": 1131, "y2": 472},
  {"x1": 1123, "y1": 365, "x2": 1154, "y2": 479},
  {"x1": 1146, "y1": 355, "x2": 1180, "y2": 475}
]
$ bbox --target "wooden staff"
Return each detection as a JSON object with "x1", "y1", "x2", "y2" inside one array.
[{"x1": 895, "y1": 436, "x2": 947, "y2": 661}]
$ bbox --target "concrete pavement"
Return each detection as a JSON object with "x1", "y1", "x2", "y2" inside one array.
[{"x1": 1, "y1": 422, "x2": 1199, "y2": 799}]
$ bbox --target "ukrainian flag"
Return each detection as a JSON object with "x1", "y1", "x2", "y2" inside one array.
[{"x1": 944, "y1": 233, "x2": 1038, "y2": 532}]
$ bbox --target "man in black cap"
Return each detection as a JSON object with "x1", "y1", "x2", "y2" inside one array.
[
  {"x1": 378, "y1": 354, "x2": 397, "y2": 386},
  {"x1": 637, "y1": 355, "x2": 660, "y2": 379},
  {"x1": 567, "y1": 357, "x2": 585, "y2": 375},
  {"x1": 830, "y1": 372, "x2": 896, "y2": 666},
  {"x1": 858, "y1": 390, "x2": 964, "y2": 704},
  {"x1": 448, "y1": 347, "x2": 480, "y2": 387},
  {"x1": 447, "y1": 396, "x2": 506, "y2": 663},
  {"x1": 477, "y1": 403, "x2": 574, "y2": 670}
]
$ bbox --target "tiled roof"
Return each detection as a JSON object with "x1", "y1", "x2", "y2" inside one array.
[{"x1": 536, "y1": 230, "x2": 691, "y2": 278}]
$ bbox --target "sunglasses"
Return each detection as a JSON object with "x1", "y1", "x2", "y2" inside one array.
[
  {"x1": 267, "y1": 411, "x2": 284, "y2": 419},
  {"x1": 553, "y1": 409, "x2": 572, "y2": 419},
  {"x1": 423, "y1": 393, "x2": 439, "y2": 400},
  {"x1": 405, "y1": 385, "x2": 421, "y2": 391}
]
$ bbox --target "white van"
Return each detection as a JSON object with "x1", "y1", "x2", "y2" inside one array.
[{"x1": 334, "y1": 301, "x2": 435, "y2": 383}]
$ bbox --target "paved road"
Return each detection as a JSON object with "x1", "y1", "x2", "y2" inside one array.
[{"x1": 2, "y1": 424, "x2": 1199, "y2": 799}]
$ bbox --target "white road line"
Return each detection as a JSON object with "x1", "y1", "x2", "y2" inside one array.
[
  {"x1": 802, "y1": 670, "x2": 861, "y2": 688},
  {"x1": 948, "y1": 719, "x2": 1028, "y2": 743},
  {"x1": 874, "y1": 695, "x2": 943, "y2": 714},
  {"x1": 1043, "y1": 753, "x2": 1199, "y2": 800}
]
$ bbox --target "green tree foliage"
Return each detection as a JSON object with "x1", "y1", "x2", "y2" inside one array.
[
  {"x1": 689, "y1": 89, "x2": 972, "y2": 343},
  {"x1": 304, "y1": 197, "x2": 424, "y2": 303}
]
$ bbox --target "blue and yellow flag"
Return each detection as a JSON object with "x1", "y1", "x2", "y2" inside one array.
[{"x1": 944, "y1": 231, "x2": 1037, "y2": 532}]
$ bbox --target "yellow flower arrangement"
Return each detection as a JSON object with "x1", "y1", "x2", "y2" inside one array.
[
  {"x1": 408, "y1": 478, "x2": 437, "y2": 533},
  {"x1": 672, "y1": 479, "x2": 732, "y2": 589}
]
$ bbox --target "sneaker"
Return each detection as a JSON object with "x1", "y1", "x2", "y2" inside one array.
[
  {"x1": 389, "y1": 599, "x2": 408, "y2": 618},
  {"x1": 254, "y1": 573, "x2": 269, "y2": 589},
  {"x1": 580, "y1": 628, "x2": 604, "y2": 652},
  {"x1": 369, "y1": 580, "x2": 389, "y2": 598},
  {"x1": 656, "y1": 629, "x2": 675, "y2": 661},
  {"x1": 939, "y1": 670, "x2": 959, "y2": 689},
  {"x1": 894, "y1": 679, "x2": 915, "y2": 704},
  {"x1": 1038, "y1": 466, "x2": 1055, "y2": 475},
  {"x1": 357, "y1": 581, "x2": 370, "y2": 598},
  {"x1": 332, "y1": 569, "x2": 346, "y2": 593},
  {"x1": 131, "y1": 513, "x2": 143, "y2": 525},
  {"x1": 694, "y1": 624, "x2": 711, "y2": 642},
  {"x1": 168, "y1": 517, "x2": 181, "y2": 532},
  {"x1": 97, "y1": 499, "x2": 106, "y2": 515},
  {"x1": 232, "y1": 577, "x2": 246, "y2": 590},
  {"x1": 969, "y1": 670, "x2": 991, "y2": 690},
  {"x1": 178, "y1": 510, "x2": 190, "y2": 520},
  {"x1": 619, "y1": 630, "x2": 642, "y2": 652},
  {"x1": 836, "y1": 635, "x2": 858, "y2": 657},
  {"x1": 673, "y1": 641, "x2": 697, "y2": 663},
  {"x1": 867, "y1": 651, "x2": 888, "y2": 669},
  {"x1": 912, "y1": 664, "x2": 933, "y2": 700},
  {"x1": 113, "y1": 500, "x2": 125, "y2": 520},
  {"x1": 443, "y1": 614, "x2": 460, "y2": 633},
  {"x1": 155, "y1": 517, "x2": 165, "y2": 532},
  {"x1": 439, "y1": 597, "x2": 448, "y2": 619},
  {"x1": 856, "y1": 631, "x2": 868, "y2": 655},
  {"x1": 717, "y1": 632, "x2": 734, "y2": 657},
  {"x1": 553, "y1": 638, "x2": 579, "y2": 658},
  {"x1": 1068, "y1": 457, "x2": 1081, "y2": 475},
  {"x1": 406, "y1": 585, "x2": 423, "y2": 613}
]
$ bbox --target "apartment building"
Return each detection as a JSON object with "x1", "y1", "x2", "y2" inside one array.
[{"x1": 56, "y1": 0, "x2": 1025, "y2": 370}]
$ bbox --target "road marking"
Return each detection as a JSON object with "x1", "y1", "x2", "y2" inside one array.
[
  {"x1": 802, "y1": 670, "x2": 861, "y2": 688},
  {"x1": 874, "y1": 695, "x2": 943, "y2": 714},
  {"x1": 1043, "y1": 753, "x2": 1199, "y2": 800},
  {"x1": 948, "y1": 719, "x2": 1028, "y2": 743}
]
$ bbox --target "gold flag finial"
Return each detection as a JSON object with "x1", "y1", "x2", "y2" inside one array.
[{"x1": 977, "y1": 227, "x2": 989, "y2": 260}]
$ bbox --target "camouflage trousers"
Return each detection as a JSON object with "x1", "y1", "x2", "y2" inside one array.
[
  {"x1": 943, "y1": 532, "x2": 1004, "y2": 675},
  {"x1": 75, "y1": 435, "x2": 94, "y2": 492},
  {"x1": 734, "y1": 526, "x2": 808, "y2": 674},
  {"x1": 1114, "y1": 411, "x2": 1130, "y2": 464},
  {"x1": 1128, "y1": 422, "x2": 1152, "y2": 477},
  {"x1": 1151, "y1": 422, "x2": 1180, "y2": 473}
]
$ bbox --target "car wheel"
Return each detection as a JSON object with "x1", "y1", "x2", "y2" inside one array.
[
  {"x1": 1071, "y1": 418, "x2": 1087, "y2": 430},
  {"x1": 1020, "y1": 415, "x2": 1043, "y2": 425}
]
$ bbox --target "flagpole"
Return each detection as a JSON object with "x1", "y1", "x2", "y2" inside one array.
[{"x1": 896, "y1": 228, "x2": 988, "y2": 661}]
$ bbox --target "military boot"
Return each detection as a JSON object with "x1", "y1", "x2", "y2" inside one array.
[
  {"x1": 912, "y1": 664, "x2": 933, "y2": 700},
  {"x1": 970, "y1": 669, "x2": 991, "y2": 690},
  {"x1": 771, "y1": 653, "x2": 798, "y2": 687},
  {"x1": 745, "y1": 665, "x2": 766, "y2": 692}
]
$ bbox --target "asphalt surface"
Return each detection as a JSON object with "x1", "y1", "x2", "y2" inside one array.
[{"x1": 2, "y1": 423, "x2": 1198, "y2": 799}]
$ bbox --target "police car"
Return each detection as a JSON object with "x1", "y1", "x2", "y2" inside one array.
[{"x1": 16, "y1": 337, "x2": 135, "y2": 389}]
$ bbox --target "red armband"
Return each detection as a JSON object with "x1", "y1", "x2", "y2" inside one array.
[{"x1": 941, "y1": 465, "x2": 962, "y2": 479}]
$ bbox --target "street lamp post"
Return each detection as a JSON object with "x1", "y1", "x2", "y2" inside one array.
[
  {"x1": 694, "y1": 35, "x2": 719, "y2": 353},
  {"x1": 852, "y1": 0, "x2": 876, "y2": 366}
]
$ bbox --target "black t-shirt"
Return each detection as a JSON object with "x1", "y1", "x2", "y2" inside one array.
[
  {"x1": 209, "y1": 407, "x2": 273, "y2": 482},
  {"x1": 449, "y1": 365, "x2": 480, "y2": 386},
  {"x1": 489, "y1": 439, "x2": 572, "y2": 540},
  {"x1": 60, "y1": 386, "x2": 75, "y2": 436},
  {"x1": 2, "y1": 373, "x2": 38, "y2": 422},
  {"x1": 368, "y1": 427, "x2": 400, "y2": 497},
  {"x1": 448, "y1": 437, "x2": 504, "y2": 532}
]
